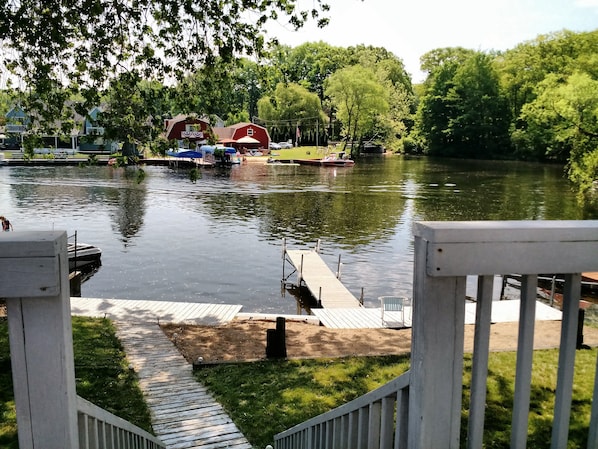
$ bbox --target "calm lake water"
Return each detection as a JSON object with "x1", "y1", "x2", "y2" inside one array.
[{"x1": 1, "y1": 157, "x2": 595, "y2": 313}]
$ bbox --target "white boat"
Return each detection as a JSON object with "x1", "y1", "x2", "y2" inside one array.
[
  {"x1": 296, "y1": 152, "x2": 355, "y2": 167},
  {"x1": 68, "y1": 242, "x2": 102, "y2": 271}
]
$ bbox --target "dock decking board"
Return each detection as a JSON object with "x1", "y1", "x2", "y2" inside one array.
[
  {"x1": 114, "y1": 321, "x2": 251, "y2": 449},
  {"x1": 312, "y1": 299, "x2": 561, "y2": 329},
  {"x1": 312, "y1": 308, "x2": 410, "y2": 329},
  {"x1": 285, "y1": 249, "x2": 362, "y2": 308},
  {"x1": 71, "y1": 297, "x2": 242, "y2": 325}
]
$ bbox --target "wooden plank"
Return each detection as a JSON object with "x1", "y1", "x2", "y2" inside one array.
[
  {"x1": 286, "y1": 249, "x2": 361, "y2": 308},
  {"x1": 312, "y1": 308, "x2": 408, "y2": 329},
  {"x1": 71, "y1": 297, "x2": 242, "y2": 325},
  {"x1": 0, "y1": 257, "x2": 62, "y2": 297},
  {"x1": 511, "y1": 275, "x2": 537, "y2": 448},
  {"x1": 414, "y1": 221, "x2": 598, "y2": 276},
  {"x1": 115, "y1": 321, "x2": 251, "y2": 449}
]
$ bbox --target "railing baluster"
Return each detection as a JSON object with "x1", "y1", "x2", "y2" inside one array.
[
  {"x1": 380, "y1": 396, "x2": 396, "y2": 449},
  {"x1": 358, "y1": 406, "x2": 369, "y2": 449},
  {"x1": 587, "y1": 351, "x2": 598, "y2": 449},
  {"x1": 369, "y1": 401, "x2": 382, "y2": 449},
  {"x1": 511, "y1": 274, "x2": 537, "y2": 449},
  {"x1": 395, "y1": 387, "x2": 409, "y2": 449},
  {"x1": 551, "y1": 273, "x2": 581, "y2": 448},
  {"x1": 333, "y1": 416, "x2": 342, "y2": 449},
  {"x1": 273, "y1": 222, "x2": 598, "y2": 449},
  {"x1": 326, "y1": 419, "x2": 334, "y2": 449},
  {"x1": 340, "y1": 414, "x2": 349, "y2": 449},
  {"x1": 467, "y1": 275, "x2": 494, "y2": 449},
  {"x1": 78, "y1": 412, "x2": 89, "y2": 449},
  {"x1": 76, "y1": 396, "x2": 164, "y2": 449},
  {"x1": 91, "y1": 416, "x2": 99, "y2": 449},
  {"x1": 348, "y1": 410, "x2": 359, "y2": 449}
]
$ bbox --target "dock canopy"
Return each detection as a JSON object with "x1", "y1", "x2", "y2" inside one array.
[{"x1": 166, "y1": 150, "x2": 204, "y2": 158}]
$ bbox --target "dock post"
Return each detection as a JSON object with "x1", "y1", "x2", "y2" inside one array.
[
  {"x1": 282, "y1": 238, "x2": 286, "y2": 282},
  {"x1": 266, "y1": 317, "x2": 287, "y2": 358},
  {"x1": 316, "y1": 239, "x2": 321, "y2": 253},
  {"x1": 282, "y1": 238, "x2": 286, "y2": 259},
  {"x1": 360, "y1": 287, "x2": 364, "y2": 305},
  {"x1": 337, "y1": 255, "x2": 343, "y2": 280},
  {"x1": 318, "y1": 287, "x2": 322, "y2": 308},
  {"x1": 298, "y1": 254, "x2": 304, "y2": 285}
]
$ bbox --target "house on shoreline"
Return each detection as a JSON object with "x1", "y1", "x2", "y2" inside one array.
[
  {"x1": 212, "y1": 122, "x2": 271, "y2": 152},
  {"x1": 164, "y1": 114, "x2": 213, "y2": 149}
]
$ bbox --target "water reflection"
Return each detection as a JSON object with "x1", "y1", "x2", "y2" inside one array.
[{"x1": 1, "y1": 157, "x2": 594, "y2": 313}]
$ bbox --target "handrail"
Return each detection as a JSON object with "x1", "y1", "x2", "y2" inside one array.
[
  {"x1": 274, "y1": 220, "x2": 598, "y2": 449},
  {"x1": 77, "y1": 395, "x2": 165, "y2": 449},
  {"x1": 275, "y1": 371, "x2": 410, "y2": 449}
]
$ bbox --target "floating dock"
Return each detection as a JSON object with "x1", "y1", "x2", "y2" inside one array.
[{"x1": 282, "y1": 240, "x2": 362, "y2": 309}]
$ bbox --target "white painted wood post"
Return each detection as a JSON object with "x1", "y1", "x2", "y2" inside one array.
[
  {"x1": 0, "y1": 231, "x2": 78, "y2": 449},
  {"x1": 409, "y1": 228, "x2": 466, "y2": 449},
  {"x1": 409, "y1": 220, "x2": 598, "y2": 449}
]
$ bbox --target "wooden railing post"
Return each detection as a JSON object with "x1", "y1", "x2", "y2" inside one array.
[
  {"x1": 409, "y1": 231, "x2": 465, "y2": 449},
  {"x1": 0, "y1": 231, "x2": 78, "y2": 449}
]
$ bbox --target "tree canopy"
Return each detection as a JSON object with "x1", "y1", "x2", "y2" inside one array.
[
  {"x1": 413, "y1": 30, "x2": 598, "y2": 196},
  {"x1": 325, "y1": 65, "x2": 389, "y2": 154},
  {"x1": 0, "y1": 7, "x2": 596, "y2": 196},
  {"x1": 0, "y1": 0, "x2": 330, "y2": 122},
  {"x1": 257, "y1": 82, "x2": 326, "y2": 144}
]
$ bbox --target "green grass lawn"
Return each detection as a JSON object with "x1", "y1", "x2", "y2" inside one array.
[
  {"x1": 0, "y1": 316, "x2": 154, "y2": 449},
  {"x1": 196, "y1": 349, "x2": 598, "y2": 449},
  {"x1": 3, "y1": 314, "x2": 596, "y2": 449}
]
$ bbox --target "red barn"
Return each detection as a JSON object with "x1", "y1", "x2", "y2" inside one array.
[
  {"x1": 212, "y1": 123, "x2": 270, "y2": 152},
  {"x1": 164, "y1": 114, "x2": 213, "y2": 145}
]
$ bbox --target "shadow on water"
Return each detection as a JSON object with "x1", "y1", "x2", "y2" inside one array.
[{"x1": 281, "y1": 284, "x2": 318, "y2": 315}]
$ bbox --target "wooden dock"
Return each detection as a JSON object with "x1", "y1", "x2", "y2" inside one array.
[
  {"x1": 284, "y1": 248, "x2": 362, "y2": 309},
  {"x1": 115, "y1": 321, "x2": 251, "y2": 449},
  {"x1": 70, "y1": 297, "x2": 241, "y2": 325}
]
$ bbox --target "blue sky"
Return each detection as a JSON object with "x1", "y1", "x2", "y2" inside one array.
[{"x1": 266, "y1": 0, "x2": 598, "y2": 82}]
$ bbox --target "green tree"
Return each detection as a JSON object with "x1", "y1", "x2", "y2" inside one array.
[
  {"x1": 325, "y1": 65, "x2": 389, "y2": 156},
  {"x1": 96, "y1": 73, "x2": 156, "y2": 159},
  {"x1": 360, "y1": 49, "x2": 416, "y2": 152},
  {"x1": 517, "y1": 72, "x2": 598, "y2": 192},
  {"x1": 171, "y1": 58, "x2": 265, "y2": 123},
  {"x1": 498, "y1": 30, "x2": 598, "y2": 122},
  {"x1": 417, "y1": 48, "x2": 510, "y2": 158},
  {"x1": 284, "y1": 42, "x2": 348, "y2": 103},
  {"x1": 416, "y1": 47, "x2": 476, "y2": 154},
  {"x1": 0, "y1": 0, "x2": 330, "y2": 130},
  {"x1": 257, "y1": 82, "x2": 326, "y2": 144}
]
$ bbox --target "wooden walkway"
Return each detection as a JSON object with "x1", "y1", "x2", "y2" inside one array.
[
  {"x1": 70, "y1": 297, "x2": 241, "y2": 325},
  {"x1": 114, "y1": 321, "x2": 251, "y2": 449},
  {"x1": 312, "y1": 299, "x2": 562, "y2": 329},
  {"x1": 313, "y1": 308, "x2": 411, "y2": 329},
  {"x1": 285, "y1": 249, "x2": 362, "y2": 308}
]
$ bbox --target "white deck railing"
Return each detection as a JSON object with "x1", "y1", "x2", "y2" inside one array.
[
  {"x1": 0, "y1": 231, "x2": 165, "y2": 449},
  {"x1": 77, "y1": 396, "x2": 165, "y2": 449},
  {"x1": 274, "y1": 220, "x2": 598, "y2": 449},
  {"x1": 275, "y1": 372, "x2": 410, "y2": 449}
]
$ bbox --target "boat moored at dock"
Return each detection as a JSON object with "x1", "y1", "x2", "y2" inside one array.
[
  {"x1": 68, "y1": 242, "x2": 102, "y2": 272},
  {"x1": 296, "y1": 152, "x2": 355, "y2": 167}
]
